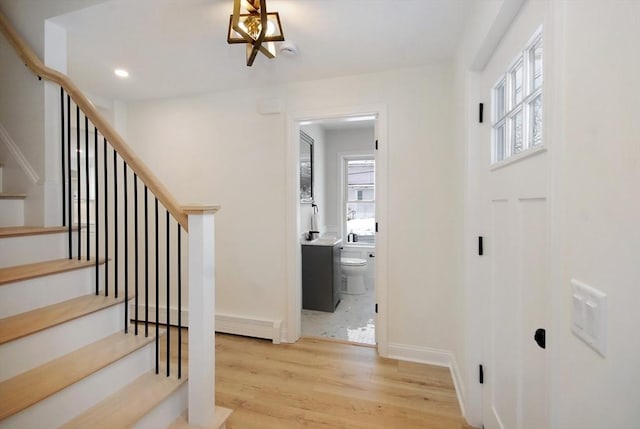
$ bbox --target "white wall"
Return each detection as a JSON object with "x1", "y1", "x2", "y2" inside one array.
[
  {"x1": 550, "y1": 1, "x2": 640, "y2": 427},
  {"x1": 322, "y1": 126, "x2": 375, "y2": 237},
  {"x1": 0, "y1": 0, "x2": 107, "y2": 225},
  {"x1": 125, "y1": 64, "x2": 461, "y2": 356},
  {"x1": 0, "y1": 19, "x2": 47, "y2": 226}
]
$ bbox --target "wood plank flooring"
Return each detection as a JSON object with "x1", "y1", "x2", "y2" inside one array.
[{"x1": 160, "y1": 328, "x2": 472, "y2": 429}]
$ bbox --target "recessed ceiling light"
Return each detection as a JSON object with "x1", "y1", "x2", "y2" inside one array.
[
  {"x1": 299, "y1": 121, "x2": 313, "y2": 126},
  {"x1": 114, "y1": 69, "x2": 129, "y2": 78}
]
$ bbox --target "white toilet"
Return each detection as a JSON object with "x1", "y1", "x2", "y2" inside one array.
[{"x1": 341, "y1": 257, "x2": 367, "y2": 294}]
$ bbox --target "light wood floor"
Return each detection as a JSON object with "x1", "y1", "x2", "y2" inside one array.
[{"x1": 158, "y1": 327, "x2": 472, "y2": 429}]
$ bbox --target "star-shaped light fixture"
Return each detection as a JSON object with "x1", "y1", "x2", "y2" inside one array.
[{"x1": 227, "y1": 0, "x2": 285, "y2": 66}]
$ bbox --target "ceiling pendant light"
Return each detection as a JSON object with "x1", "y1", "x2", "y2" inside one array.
[{"x1": 227, "y1": 0, "x2": 284, "y2": 66}]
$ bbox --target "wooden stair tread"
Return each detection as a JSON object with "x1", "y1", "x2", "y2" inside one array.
[
  {"x1": 0, "y1": 291, "x2": 126, "y2": 345},
  {"x1": 0, "y1": 193, "x2": 26, "y2": 200},
  {"x1": 169, "y1": 406, "x2": 233, "y2": 429},
  {"x1": 0, "y1": 258, "x2": 105, "y2": 286},
  {"x1": 0, "y1": 226, "x2": 68, "y2": 238},
  {"x1": 0, "y1": 330, "x2": 156, "y2": 421},
  {"x1": 61, "y1": 370, "x2": 187, "y2": 429}
]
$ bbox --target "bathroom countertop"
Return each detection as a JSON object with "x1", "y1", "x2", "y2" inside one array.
[{"x1": 301, "y1": 237, "x2": 343, "y2": 247}]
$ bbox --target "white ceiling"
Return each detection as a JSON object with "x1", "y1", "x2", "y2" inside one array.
[{"x1": 51, "y1": 0, "x2": 473, "y2": 101}]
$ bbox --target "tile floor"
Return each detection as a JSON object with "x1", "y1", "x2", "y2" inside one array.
[{"x1": 301, "y1": 281, "x2": 376, "y2": 345}]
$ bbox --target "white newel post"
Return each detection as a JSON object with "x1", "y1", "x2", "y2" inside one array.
[{"x1": 185, "y1": 205, "x2": 220, "y2": 426}]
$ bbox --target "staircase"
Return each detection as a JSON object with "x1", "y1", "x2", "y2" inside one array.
[
  {"x1": 0, "y1": 173, "x2": 229, "y2": 428},
  {"x1": 0, "y1": 10, "x2": 230, "y2": 429}
]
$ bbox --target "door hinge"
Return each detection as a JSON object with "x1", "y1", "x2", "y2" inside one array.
[
  {"x1": 479, "y1": 103, "x2": 484, "y2": 123},
  {"x1": 375, "y1": 139, "x2": 378, "y2": 150},
  {"x1": 479, "y1": 364, "x2": 484, "y2": 384},
  {"x1": 375, "y1": 304, "x2": 378, "y2": 313},
  {"x1": 375, "y1": 222, "x2": 379, "y2": 233},
  {"x1": 478, "y1": 236, "x2": 484, "y2": 256}
]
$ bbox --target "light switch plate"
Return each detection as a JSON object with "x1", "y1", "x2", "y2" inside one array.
[{"x1": 571, "y1": 279, "x2": 607, "y2": 356}]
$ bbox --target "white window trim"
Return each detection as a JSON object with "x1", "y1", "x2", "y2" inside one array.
[
  {"x1": 491, "y1": 26, "x2": 543, "y2": 166},
  {"x1": 339, "y1": 152, "x2": 375, "y2": 244}
]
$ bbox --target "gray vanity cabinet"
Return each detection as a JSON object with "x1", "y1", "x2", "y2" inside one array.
[{"x1": 302, "y1": 243, "x2": 342, "y2": 312}]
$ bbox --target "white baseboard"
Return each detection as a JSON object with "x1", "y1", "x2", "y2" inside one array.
[
  {"x1": 449, "y1": 355, "x2": 467, "y2": 420},
  {"x1": 387, "y1": 342, "x2": 467, "y2": 421},
  {"x1": 130, "y1": 304, "x2": 283, "y2": 344},
  {"x1": 387, "y1": 342, "x2": 452, "y2": 367}
]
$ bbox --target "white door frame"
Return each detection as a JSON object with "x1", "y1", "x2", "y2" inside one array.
[
  {"x1": 463, "y1": 1, "x2": 560, "y2": 426},
  {"x1": 284, "y1": 104, "x2": 389, "y2": 356}
]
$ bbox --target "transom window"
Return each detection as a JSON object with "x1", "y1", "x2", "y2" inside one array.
[
  {"x1": 344, "y1": 156, "x2": 375, "y2": 244},
  {"x1": 492, "y1": 28, "x2": 543, "y2": 164}
]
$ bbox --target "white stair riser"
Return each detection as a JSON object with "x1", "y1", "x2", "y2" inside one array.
[
  {"x1": 133, "y1": 382, "x2": 188, "y2": 429},
  {"x1": 0, "y1": 232, "x2": 67, "y2": 268},
  {"x1": 0, "y1": 301, "x2": 126, "y2": 382},
  {"x1": 0, "y1": 266, "x2": 102, "y2": 318},
  {"x1": 0, "y1": 341, "x2": 155, "y2": 429},
  {"x1": 0, "y1": 199, "x2": 24, "y2": 227}
]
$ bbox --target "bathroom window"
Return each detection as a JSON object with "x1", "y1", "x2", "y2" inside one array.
[
  {"x1": 492, "y1": 28, "x2": 543, "y2": 164},
  {"x1": 344, "y1": 156, "x2": 375, "y2": 244}
]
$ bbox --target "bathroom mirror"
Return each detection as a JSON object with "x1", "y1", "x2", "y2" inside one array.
[{"x1": 300, "y1": 130, "x2": 314, "y2": 203}]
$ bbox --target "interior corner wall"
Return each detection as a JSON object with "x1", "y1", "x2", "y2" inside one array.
[
  {"x1": 0, "y1": 19, "x2": 45, "y2": 225},
  {"x1": 0, "y1": 0, "x2": 108, "y2": 58},
  {"x1": 0, "y1": 0, "x2": 101, "y2": 226},
  {"x1": 125, "y1": 64, "x2": 461, "y2": 357},
  {"x1": 550, "y1": 1, "x2": 640, "y2": 427}
]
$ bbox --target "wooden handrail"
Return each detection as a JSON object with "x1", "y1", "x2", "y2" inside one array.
[{"x1": 0, "y1": 11, "x2": 189, "y2": 230}]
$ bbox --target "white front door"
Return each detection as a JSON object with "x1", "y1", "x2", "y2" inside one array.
[
  {"x1": 474, "y1": 10, "x2": 550, "y2": 429},
  {"x1": 481, "y1": 159, "x2": 550, "y2": 429}
]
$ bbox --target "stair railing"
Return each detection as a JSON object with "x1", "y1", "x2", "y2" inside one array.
[{"x1": 0, "y1": 10, "x2": 218, "y2": 426}]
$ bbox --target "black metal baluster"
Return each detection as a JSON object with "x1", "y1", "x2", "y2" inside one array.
[
  {"x1": 124, "y1": 162, "x2": 128, "y2": 333},
  {"x1": 104, "y1": 138, "x2": 109, "y2": 297},
  {"x1": 144, "y1": 186, "x2": 149, "y2": 337},
  {"x1": 67, "y1": 96, "x2": 72, "y2": 259},
  {"x1": 61, "y1": 88, "x2": 66, "y2": 227},
  {"x1": 114, "y1": 150, "x2": 118, "y2": 298},
  {"x1": 94, "y1": 128, "x2": 99, "y2": 295},
  {"x1": 85, "y1": 116, "x2": 89, "y2": 261},
  {"x1": 134, "y1": 175, "x2": 139, "y2": 335},
  {"x1": 155, "y1": 198, "x2": 159, "y2": 375},
  {"x1": 76, "y1": 106, "x2": 81, "y2": 260},
  {"x1": 178, "y1": 226, "x2": 182, "y2": 379},
  {"x1": 166, "y1": 210, "x2": 170, "y2": 377}
]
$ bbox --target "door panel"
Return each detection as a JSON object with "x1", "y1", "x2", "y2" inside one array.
[
  {"x1": 488, "y1": 199, "x2": 517, "y2": 429},
  {"x1": 484, "y1": 193, "x2": 549, "y2": 429},
  {"x1": 519, "y1": 198, "x2": 549, "y2": 429}
]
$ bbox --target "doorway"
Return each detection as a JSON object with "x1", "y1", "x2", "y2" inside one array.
[
  {"x1": 472, "y1": 14, "x2": 551, "y2": 429},
  {"x1": 299, "y1": 120, "x2": 377, "y2": 344},
  {"x1": 285, "y1": 105, "x2": 388, "y2": 353}
]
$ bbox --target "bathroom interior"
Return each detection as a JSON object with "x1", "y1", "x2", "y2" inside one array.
[{"x1": 298, "y1": 115, "x2": 376, "y2": 345}]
